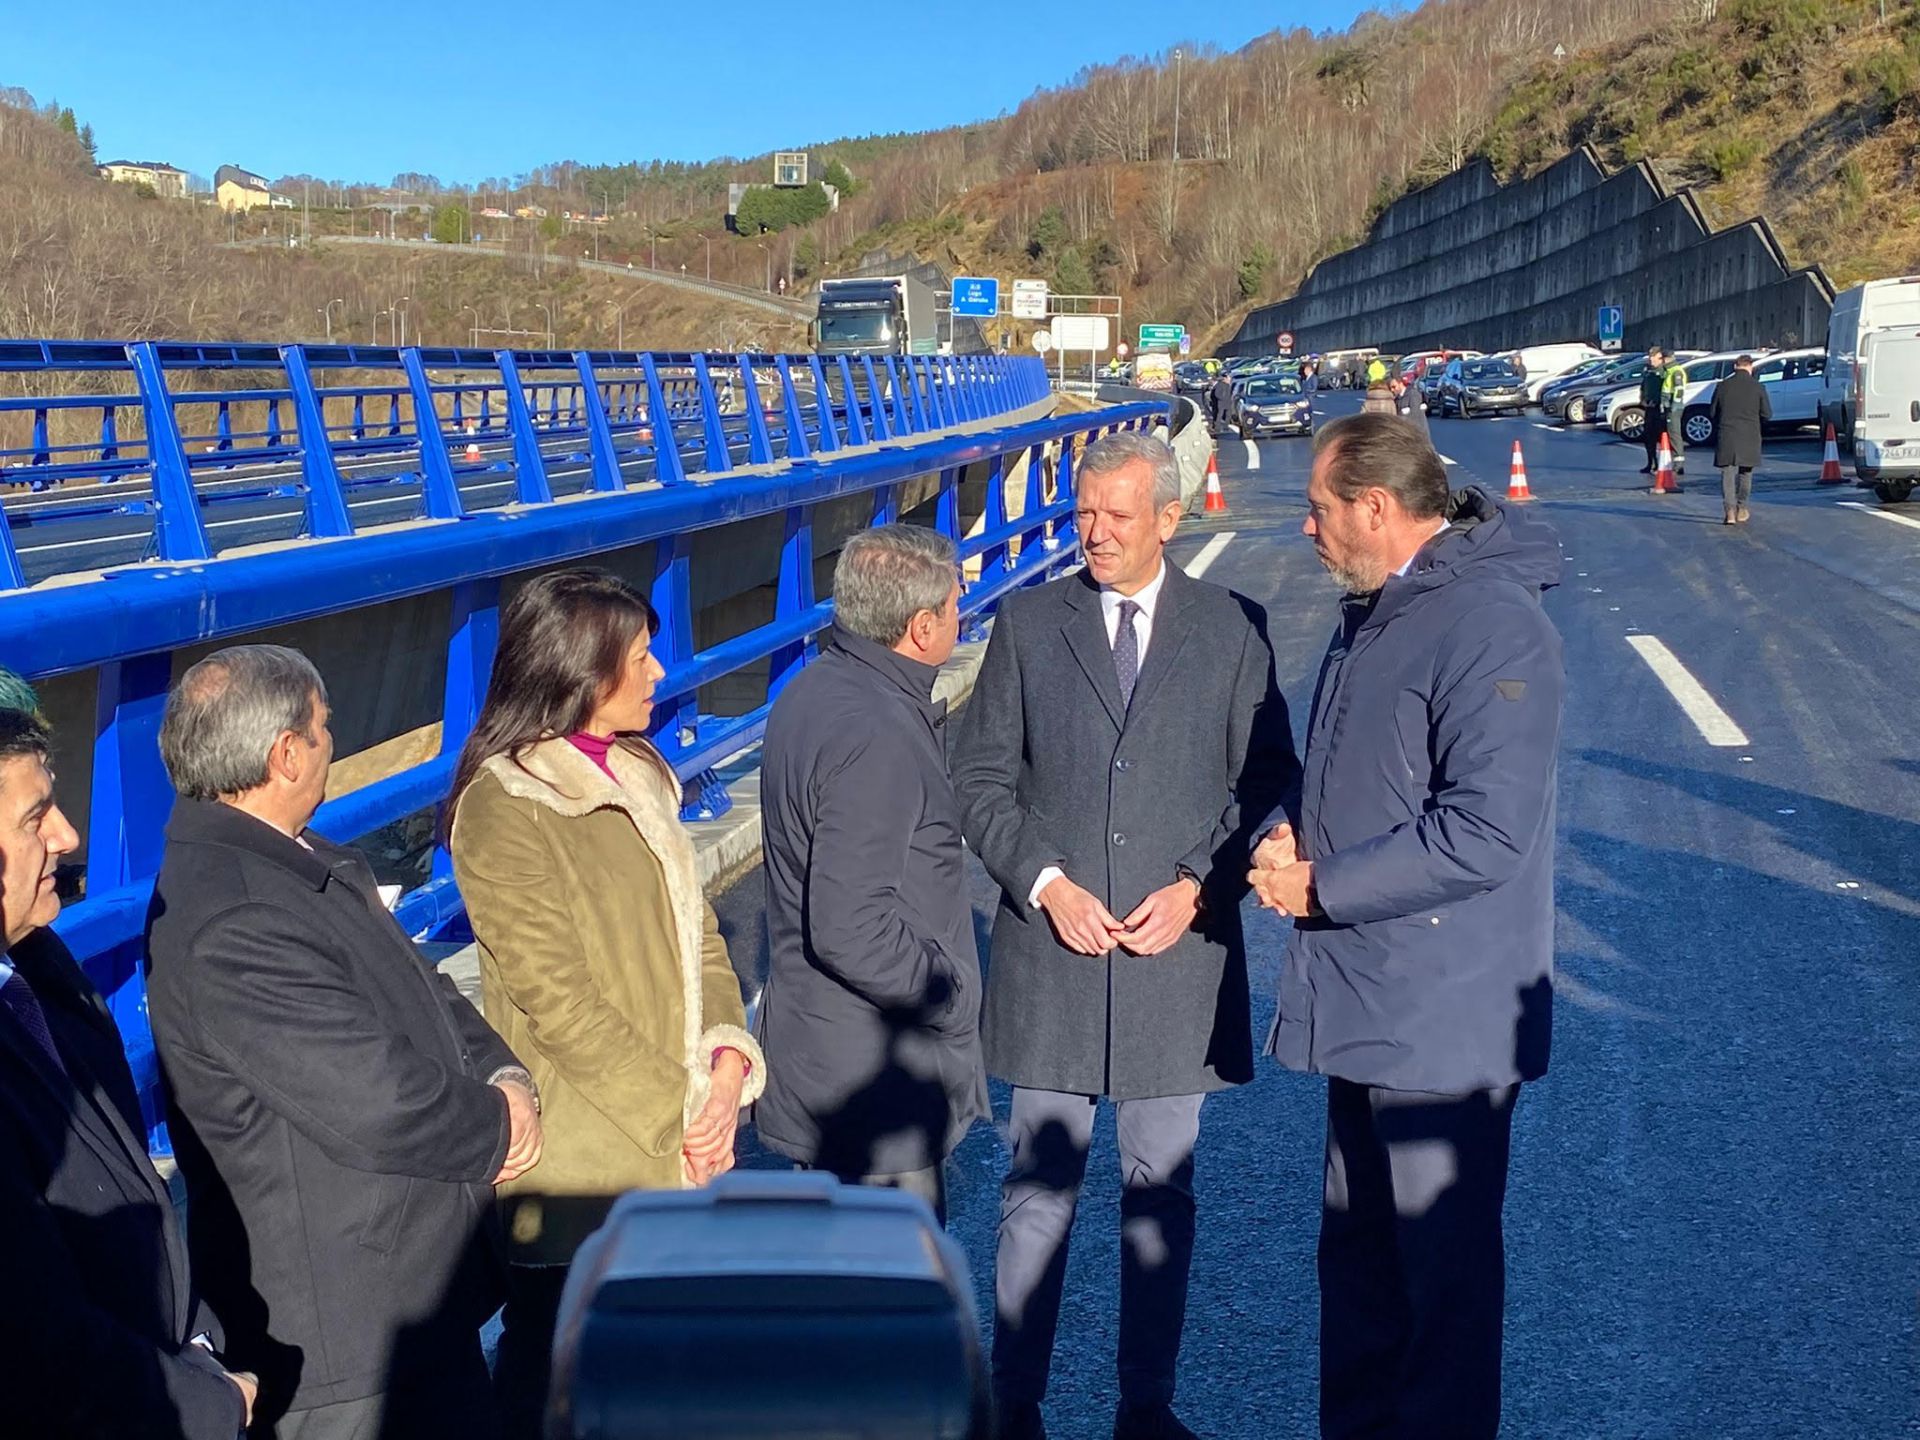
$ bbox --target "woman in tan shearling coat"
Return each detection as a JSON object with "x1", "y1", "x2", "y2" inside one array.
[{"x1": 447, "y1": 568, "x2": 765, "y2": 1438}]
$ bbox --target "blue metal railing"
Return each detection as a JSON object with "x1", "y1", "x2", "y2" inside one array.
[{"x1": 0, "y1": 338, "x2": 1169, "y2": 1149}]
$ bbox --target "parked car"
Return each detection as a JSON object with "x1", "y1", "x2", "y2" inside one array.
[
  {"x1": 1546, "y1": 352, "x2": 1701, "y2": 425},
  {"x1": 1234, "y1": 373, "x2": 1314, "y2": 437},
  {"x1": 1604, "y1": 351, "x2": 1758, "y2": 443},
  {"x1": 1437, "y1": 356, "x2": 1530, "y2": 417},
  {"x1": 1681, "y1": 348, "x2": 1826, "y2": 447},
  {"x1": 1850, "y1": 325, "x2": 1920, "y2": 501},
  {"x1": 1820, "y1": 275, "x2": 1920, "y2": 447}
]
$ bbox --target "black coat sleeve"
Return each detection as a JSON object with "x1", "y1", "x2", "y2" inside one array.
[
  {"x1": 186, "y1": 902, "x2": 510, "y2": 1183},
  {"x1": 952, "y1": 610, "x2": 1069, "y2": 900},
  {"x1": 0, "y1": 1143, "x2": 248, "y2": 1440},
  {"x1": 1177, "y1": 607, "x2": 1299, "y2": 897},
  {"x1": 804, "y1": 726, "x2": 960, "y2": 1021}
]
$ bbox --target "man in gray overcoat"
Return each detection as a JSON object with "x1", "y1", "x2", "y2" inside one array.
[
  {"x1": 953, "y1": 431, "x2": 1299, "y2": 1440},
  {"x1": 1711, "y1": 353, "x2": 1771, "y2": 524}
]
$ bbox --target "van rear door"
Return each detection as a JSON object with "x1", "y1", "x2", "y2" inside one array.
[{"x1": 1857, "y1": 328, "x2": 1920, "y2": 479}]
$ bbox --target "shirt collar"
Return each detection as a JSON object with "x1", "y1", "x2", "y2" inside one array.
[
  {"x1": 1394, "y1": 522, "x2": 1450, "y2": 577},
  {"x1": 0, "y1": 953, "x2": 12, "y2": 989},
  {"x1": 1100, "y1": 560, "x2": 1168, "y2": 617}
]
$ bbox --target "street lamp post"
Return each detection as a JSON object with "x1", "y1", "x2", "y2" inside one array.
[
  {"x1": 373, "y1": 309, "x2": 388, "y2": 345},
  {"x1": 610, "y1": 300, "x2": 631, "y2": 348},
  {"x1": 323, "y1": 297, "x2": 344, "y2": 339},
  {"x1": 393, "y1": 295, "x2": 412, "y2": 347},
  {"x1": 756, "y1": 242, "x2": 771, "y2": 293},
  {"x1": 537, "y1": 302, "x2": 554, "y2": 348},
  {"x1": 695, "y1": 233, "x2": 711, "y2": 281},
  {"x1": 460, "y1": 305, "x2": 480, "y2": 347}
]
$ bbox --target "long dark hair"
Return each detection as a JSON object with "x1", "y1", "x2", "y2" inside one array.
[{"x1": 444, "y1": 568, "x2": 677, "y2": 842}]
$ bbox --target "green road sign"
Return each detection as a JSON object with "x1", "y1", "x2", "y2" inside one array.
[{"x1": 1138, "y1": 323, "x2": 1186, "y2": 349}]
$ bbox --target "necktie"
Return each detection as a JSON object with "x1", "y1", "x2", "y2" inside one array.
[
  {"x1": 1113, "y1": 598, "x2": 1141, "y2": 709},
  {"x1": 0, "y1": 972, "x2": 68, "y2": 1078}
]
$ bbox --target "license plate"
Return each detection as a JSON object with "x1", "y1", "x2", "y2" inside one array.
[{"x1": 1881, "y1": 444, "x2": 1920, "y2": 461}]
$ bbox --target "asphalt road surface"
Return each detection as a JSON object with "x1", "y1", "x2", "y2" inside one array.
[{"x1": 713, "y1": 389, "x2": 1920, "y2": 1438}]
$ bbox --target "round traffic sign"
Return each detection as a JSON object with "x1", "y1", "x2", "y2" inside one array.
[
  {"x1": 1032, "y1": 330, "x2": 1054, "y2": 354},
  {"x1": 1277, "y1": 331, "x2": 1296, "y2": 353},
  {"x1": 1117, "y1": 343, "x2": 1130, "y2": 358}
]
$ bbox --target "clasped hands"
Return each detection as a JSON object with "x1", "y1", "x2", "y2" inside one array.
[
  {"x1": 1037, "y1": 873, "x2": 1200, "y2": 956},
  {"x1": 682, "y1": 1049, "x2": 746, "y2": 1186},
  {"x1": 1247, "y1": 823, "x2": 1317, "y2": 918}
]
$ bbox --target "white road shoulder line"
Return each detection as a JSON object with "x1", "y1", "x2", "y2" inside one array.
[
  {"x1": 1624, "y1": 635, "x2": 1750, "y2": 747},
  {"x1": 1838, "y1": 500, "x2": 1920, "y2": 533},
  {"x1": 1242, "y1": 440, "x2": 1260, "y2": 471},
  {"x1": 1184, "y1": 532, "x2": 1236, "y2": 579}
]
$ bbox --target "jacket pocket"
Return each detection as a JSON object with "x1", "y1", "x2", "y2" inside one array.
[{"x1": 358, "y1": 1174, "x2": 414, "y2": 1256}]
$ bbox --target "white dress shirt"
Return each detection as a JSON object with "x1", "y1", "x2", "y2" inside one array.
[{"x1": 1029, "y1": 562, "x2": 1170, "y2": 907}]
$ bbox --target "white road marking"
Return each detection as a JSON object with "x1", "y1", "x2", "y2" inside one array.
[
  {"x1": 1624, "y1": 635, "x2": 1750, "y2": 747},
  {"x1": 1184, "y1": 532, "x2": 1236, "y2": 578},
  {"x1": 1838, "y1": 500, "x2": 1920, "y2": 533},
  {"x1": 1438, "y1": 453, "x2": 1457, "y2": 466},
  {"x1": 1242, "y1": 440, "x2": 1260, "y2": 471},
  {"x1": 1532, "y1": 423, "x2": 1558, "y2": 432}
]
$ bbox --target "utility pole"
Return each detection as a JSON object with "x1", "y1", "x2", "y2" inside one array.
[{"x1": 1172, "y1": 48, "x2": 1183, "y2": 165}]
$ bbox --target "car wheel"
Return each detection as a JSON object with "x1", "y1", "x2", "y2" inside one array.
[
  {"x1": 1567, "y1": 396, "x2": 1587, "y2": 424},
  {"x1": 1683, "y1": 408, "x2": 1715, "y2": 448},
  {"x1": 1614, "y1": 406, "x2": 1645, "y2": 442},
  {"x1": 1459, "y1": 398, "x2": 1472, "y2": 419},
  {"x1": 1875, "y1": 480, "x2": 1914, "y2": 503}
]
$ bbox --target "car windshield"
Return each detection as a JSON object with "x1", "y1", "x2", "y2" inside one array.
[
  {"x1": 1463, "y1": 361, "x2": 1521, "y2": 381},
  {"x1": 1244, "y1": 379, "x2": 1302, "y2": 398}
]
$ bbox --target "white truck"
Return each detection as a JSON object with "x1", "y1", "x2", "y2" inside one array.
[
  {"x1": 813, "y1": 275, "x2": 938, "y2": 358},
  {"x1": 1849, "y1": 326, "x2": 1920, "y2": 501},
  {"x1": 1820, "y1": 276, "x2": 1920, "y2": 461}
]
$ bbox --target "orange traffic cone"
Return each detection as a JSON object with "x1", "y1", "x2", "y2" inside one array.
[
  {"x1": 1203, "y1": 451, "x2": 1228, "y2": 514},
  {"x1": 463, "y1": 420, "x2": 481, "y2": 462},
  {"x1": 1506, "y1": 440, "x2": 1533, "y2": 503},
  {"x1": 1650, "y1": 430, "x2": 1680, "y2": 494},
  {"x1": 1819, "y1": 423, "x2": 1845, "y2": 484}
]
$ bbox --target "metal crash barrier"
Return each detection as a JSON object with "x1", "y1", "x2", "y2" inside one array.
[{"x1": 0, "y1": 337, "x2": 1172, "y2": 1149}]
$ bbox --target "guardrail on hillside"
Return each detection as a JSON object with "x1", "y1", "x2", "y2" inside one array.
[{"x1": 0, "y1": 338, "x2": 1168, "y2": 1150}]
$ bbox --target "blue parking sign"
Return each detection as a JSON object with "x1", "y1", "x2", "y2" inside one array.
[
  {"x1": 1597, "y1": 305, "x2": 1624, "y2": 352},
  {"x1": 951, "y1": 278, "x2": 999, "y2": 318}
]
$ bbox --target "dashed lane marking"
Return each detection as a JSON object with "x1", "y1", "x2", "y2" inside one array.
[
  {"x1": 1837, "y1": 500, "x2": 1920, "y2": 533},
  {"x1": 1242, "y1": 440, "x2": 1260, "y2": 471},
  {"x1": 1438, "y1": 454, "x2": 1458, "y2": 466},
  {"x1": 1184, "y1": 532, "x2": 1236, "y2": 579},
  {"x1": 1624, "y1": 635, "x2": 1751, "y2": 748}
]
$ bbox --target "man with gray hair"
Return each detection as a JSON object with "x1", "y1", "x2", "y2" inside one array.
[
  {"x1": 145, "y1": 644, "x2": 540, "y2": 1440},
  {"x1": 756, "y1": 523, "x2": 986, "y2": 1223},
  {"x1": 954, "y1": 429, "x2": 1298, "y2": 1440}
]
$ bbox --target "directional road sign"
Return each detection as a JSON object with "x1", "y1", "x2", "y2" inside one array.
[
  {"x1": 951, "y1": 277, "x2": 999, "y2": 318},
  {"x1": 1598, "y1": 305, "x2": 1624, "y2": 352},
  {"x1": 1012, "y1": 279, "x2": 1050, "y2": 320},
  {"x1": 1139, "y1": 323, "x2": 1186, "y2": 349}
]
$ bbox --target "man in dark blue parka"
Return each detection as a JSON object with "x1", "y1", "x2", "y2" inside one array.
[{"x1": 1251, "y1": 412, "x2": 1564, "y2": 1440}]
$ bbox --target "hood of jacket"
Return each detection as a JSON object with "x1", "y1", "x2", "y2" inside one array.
[{"x1": 1381, "y1": 486, "x2": 1561, "y2": 616}]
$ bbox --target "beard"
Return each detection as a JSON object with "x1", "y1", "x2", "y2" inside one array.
[{"x1": 1316, "y1": 548, "x2": 1385, "y2": 595}]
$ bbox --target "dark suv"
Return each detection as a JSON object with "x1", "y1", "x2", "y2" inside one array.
[
  {"x1": 1438, "y1": 357, "x2": 1529, "y2": 417},
  {"x1": 1234, "y1": 374, "x2": 1313, "y2": 437}
]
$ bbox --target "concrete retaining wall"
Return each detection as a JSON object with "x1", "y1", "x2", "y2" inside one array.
[{"x1": 1228, "y1": 146, "x2": 1833, "y2": 358}]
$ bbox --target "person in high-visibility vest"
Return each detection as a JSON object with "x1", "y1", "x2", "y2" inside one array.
[{"x1": 1638, "y1": 346, "x2": 1687, "y2": 474}]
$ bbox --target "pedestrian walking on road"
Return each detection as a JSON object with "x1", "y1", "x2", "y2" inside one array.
[
  {"x1": 447, "y1": 570, "x2": 765, "y2": 1439},
  {"x1": 756, "y1": 525, "x2": 987, "y2": 1224},
  {"x1": 1251, "y1": 413, "x2": 1565, "y2": 1440},
  {"x1": 1390, "y1": 376, "x2": 1432, "y2": 444},
  {"x1": 147, "y1": 645, "x2": 538, "y2": 1440},
  {"x1": 1208, "y1": 372, "x2": 1235, "y2": 433},
  {"x1": 1712, "y1": 353, "x2": 1771, "y2": 524},
  {"x1": 0, "y1": 707, "x2": 260, "y2": 1440},
  {"x1": 953, "y1": 431, "x2": 1300, "y2": 1440}
]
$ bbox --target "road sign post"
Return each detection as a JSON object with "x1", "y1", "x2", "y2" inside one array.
[{"x1": 1598, "y1": 305, "x2": 1624, "y2": 352}]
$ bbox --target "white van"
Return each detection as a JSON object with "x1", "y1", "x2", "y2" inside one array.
[
  {"x1": 1851, "y1": 326, "x2": 1920, "y2": 502},
  {"x1": 1512, "y1": 343, "x2": 1606, "y2": 403},
  {"x1": 1821, "y1": 276, "x2": 1920, "y2": 445}
]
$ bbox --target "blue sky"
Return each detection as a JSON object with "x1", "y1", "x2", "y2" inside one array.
[{"x1": 10, "y1": 0, "x2": 1386, "y2": 184}]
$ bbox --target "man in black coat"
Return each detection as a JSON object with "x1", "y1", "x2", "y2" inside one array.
[
  {"x1": 756, "y1": 524, "x2": 987, "y2": 1224},
  {"x1": 1711, "y1": 353, "x2": 1771, "y2": 524},
  {"x1": 954, "y1": 432, "x2": 1299, "y2": 1440},
  {"x1": 145, "y1": 645, "x2": 543, "y2": 1440},
  {"x1": 0, "y1": 707, "x2": 257, "y2": 1439},
  {"x1": 1252, "y1": 414, "x2": 1565, "y2": 1440}
]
